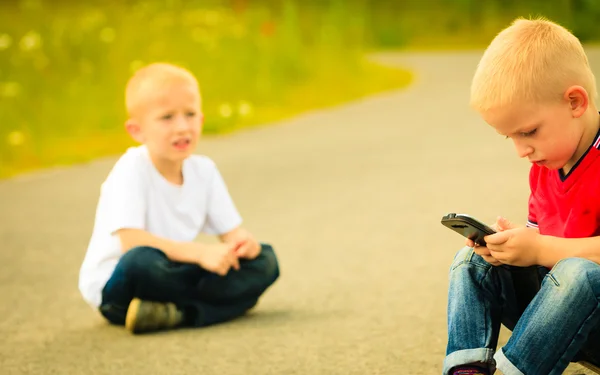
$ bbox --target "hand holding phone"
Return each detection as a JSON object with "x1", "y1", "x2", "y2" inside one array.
[{"x1": 440, "y1": 213, "x2": 496, "y2": 246}]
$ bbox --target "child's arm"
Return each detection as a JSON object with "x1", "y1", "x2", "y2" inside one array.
[
  {"x1": 484, "y1": 227, "x2": 600, "y2": 269},
  {"x1": 117, "y1": 228, "x2": 240, "y2": 275},
  {"x1": 537, "y1": 235, "x2": 600, "y2": 268},
  {"x1": 219, "y1": 226, "x2": 261, "y2": 259}
]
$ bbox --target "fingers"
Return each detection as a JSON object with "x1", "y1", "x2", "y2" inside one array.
[
  {"x1": 216, "y1": 261, "x2": 230, "y2": 276},
  {"x1": 215, "y1": 255, "x2": 238, "y2": 275},
  {"x1": 496, "y1": 216, "x2": 515, "y2": 231},
  {"x1": 484, "y1": 230, "x2": 510, "y2": 246},
  {"x1": 252, "y1": 240, "x2": 261, "y2": 255},
  {"x1": 231, "y1": 256, "x2": 240, "y2": 271},
  {"x1": 235, "y1": 241, "x2": 250, "y2": 257},
  {"x1": 235, "y1": 239, "x2": 261, "y2": 259},
  {"x1": 482, "y1": 254, "x2": 502, "y2": 266},
  {"x1": 474, "y1": 245, "x2": 502, "y2": 266},
  {"x1": 214, "y1": 247, "x2": 240, "y2": 275},
  {"x1": 473, "y1": 245, "x2": 491, "y2": 256},
  {"x1": 229, "y1": 249, "x2": 240, "y2": 270},
  {"x1": 466, "y1": 238, "x2": 475, "y2": 248}
]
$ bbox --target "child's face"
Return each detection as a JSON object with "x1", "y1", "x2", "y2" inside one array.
[
  {"x1": 481, "y1": 99, "x2": 585, "y2": 171},
  {"x1": 130, "y1": 80, "x2": 202, "y2": 164}
]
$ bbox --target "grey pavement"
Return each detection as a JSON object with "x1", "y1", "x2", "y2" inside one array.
[{"x1": 2, "y1": 48, "x2": 600, "y2": 374}]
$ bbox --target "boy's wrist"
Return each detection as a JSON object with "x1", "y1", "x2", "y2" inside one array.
[
  {"x1": 164, "y1": 240, "x2": 206, "y2": 264},
  {"x1": 186, "y1": 242, "x2": 209, "y2": 264},
  {"x1": 537, "y1": 235, "x2": 575, "y2": 268}
]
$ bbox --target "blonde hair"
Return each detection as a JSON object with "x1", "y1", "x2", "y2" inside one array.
[
  {"x1": 470, "y1": 17, "x2": 597, "y2": 111},
  {"x1": 125, "y1": 62, "x2": 199, "y2": 117}
]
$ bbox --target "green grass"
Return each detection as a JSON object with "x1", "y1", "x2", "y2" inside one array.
[
  {"x1": 0, "y1": 0, "x2": 412, "y2": 179},
  {"x1": 0, "y1": 61, "x2": 411, "y2": 179}
]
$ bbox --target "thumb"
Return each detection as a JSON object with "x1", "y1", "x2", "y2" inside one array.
[
  {"x1": 232, "y1": 239, "x2": 247, "y2": 253},
  {"x1": 485, "y1": 230, "x2": 511, "y2": 246},
  {"x1": 496, "y1": 216, "x2": 515, "y2": 231}
]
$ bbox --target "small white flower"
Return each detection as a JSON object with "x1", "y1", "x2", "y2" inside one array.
[
  {"x1": 0, "y1": 34, "x2": 12, "y2": 50},
  {"x1": 19, "y1": 31, "x2": 42, "y2": 51},
  {"x1": 7, "y1": 131, "x2": 25, "y2": 146},
  {"x1": 99, "y1": 27, "x2": 116, "y2": 43},
  {"x1": 219, "y1": 103, "x2": 233, "y2": 118},
  {"x1": 238, "y1": 101, "x2": 253, "y2": 117}
]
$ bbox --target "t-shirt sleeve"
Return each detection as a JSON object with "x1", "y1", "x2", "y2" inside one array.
[
  {"x1": 526, "y1": 166, "x2": 539, "y2": 229},
  {"x1": 202, "y1": 164, "x2": 242, "y2": 235},
  {"x1": 97, "y1": 153, "x2": 147, "y2": 235}
]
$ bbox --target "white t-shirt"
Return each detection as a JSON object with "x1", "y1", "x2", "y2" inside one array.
[{"x1": 79, "y1": 145, "x2": 242, "y2": 308}]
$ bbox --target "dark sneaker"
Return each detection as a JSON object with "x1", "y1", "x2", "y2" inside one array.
[{"x1": 125, "y1": 298, "x2": 183, "y2": 334}]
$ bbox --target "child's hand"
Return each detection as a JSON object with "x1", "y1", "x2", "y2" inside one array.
[
  {"x1": 484, "y1": 227, "x2": 542, "y2": 267},
  {"x1": 220, "y1": 227, "x2": 261, "y2": 260},
  {"x1": 192, "y1": 242, "x2": 241, "y2": 276},
  {"x1": 473, "y1": 244, "x2": 503, "y2": 266},
  {"x1": 235, "y1": 233, "x2": 261, "y2": 260},
  {"x1": 467, "y1": 216, "x2": 515, "y2": 266}
]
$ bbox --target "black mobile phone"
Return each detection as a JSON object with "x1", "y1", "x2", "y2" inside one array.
[{"x1": 440, "y1": 213, "x2": 496, "y2": 246}]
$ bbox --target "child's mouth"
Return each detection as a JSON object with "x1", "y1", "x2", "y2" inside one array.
[{"x1": 173, "y1": 138, "x2": 191, "y2": 150}]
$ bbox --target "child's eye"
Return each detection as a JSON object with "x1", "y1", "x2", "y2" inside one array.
[
  {"x1": 521, "y1": 128, "x2": 537, "y2": 137},
  {"x1": 161, "y1": 114, "x2": 173, "y2": 121},
  {"x1": 186, "y1": 111, "x2": 196, "y2": 117}
]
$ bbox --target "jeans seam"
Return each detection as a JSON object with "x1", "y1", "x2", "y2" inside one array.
[
  {"x1": 452, "y1": 259, "x2": 491, "y2": 272},
  {"x1": 553, "y1": 302, "x2": 600, "y2": 373},
  {"x1": 451, "y1": 248, "x2": 492, "y2": 272},
  {"x1": 547, "y1": 273, "x2": 560, "y2": 287}
]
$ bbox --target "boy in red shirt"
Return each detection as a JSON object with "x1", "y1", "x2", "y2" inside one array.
[{"x1": 443, "y1": 17, "x2": 600, "y2": 375}]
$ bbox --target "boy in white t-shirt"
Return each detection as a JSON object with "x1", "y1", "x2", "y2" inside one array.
[{"x1": 78, "y1": 62, "x2": 279, "y2": 334}]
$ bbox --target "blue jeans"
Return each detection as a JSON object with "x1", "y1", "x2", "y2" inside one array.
[
  {"x1": 99, "y1": 243, "x2": 279, "y2": 328},
  {"x1": 444, "y1": 246, "x2": 600, "y2": 375}
]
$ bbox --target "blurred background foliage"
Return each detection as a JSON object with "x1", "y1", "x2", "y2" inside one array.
[{"x1": 1, "y1": 0, "x2": 600, "y2": 178}]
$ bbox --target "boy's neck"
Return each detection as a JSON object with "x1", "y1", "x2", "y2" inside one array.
[
  {"x1": 564, "y1": 110, "x2": 600, "y2": 174},
  {"x1": 150, "y1": 153, "x2": 184, "y2": 185}
]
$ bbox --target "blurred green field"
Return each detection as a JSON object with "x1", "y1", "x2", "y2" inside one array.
[
  {"x1": 2, "y1": 0, "x2": 600, "y2": 178},
  {"x1": 0, "y1": 0, "x2": 415, "y2": 178}
]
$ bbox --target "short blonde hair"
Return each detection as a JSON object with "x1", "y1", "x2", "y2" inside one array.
[
  {"x1": 125, "y1": 62, "x2": 199, "y2": 117},
  {"x1": 470, "y1": 17, "x2": 597, "y2": 111}
]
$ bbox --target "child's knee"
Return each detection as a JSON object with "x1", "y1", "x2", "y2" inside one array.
[
  {"x1": 450, "y1": 246, "x2": 491, "y2": 272},
  {"x1": 257, "y1": 243, "x2": 280, "y2": 286},
  {"x1": 549, "y1": 257, "x2": 600, "y2": 296},
  {"x1": 117, "y1": 246, "x2": 169, "y2": 280}
]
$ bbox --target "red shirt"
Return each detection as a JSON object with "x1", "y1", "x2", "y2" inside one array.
[{"x1": 528, "y1": 129, "x2": 600, "y2": 238}]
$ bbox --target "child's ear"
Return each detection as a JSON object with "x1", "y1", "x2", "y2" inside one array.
[
  {"x1": 125, "y1": 119, "x2": 144, "y2": 143},
  {"x1": 564, "y1": 85, "x2": 589, "y2": 118}
]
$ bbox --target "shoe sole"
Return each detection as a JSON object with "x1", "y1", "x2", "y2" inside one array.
[
  {"x1": 579, "y1": 361, "x2": 600, "y2": 373},
  {"x1": 125, "y1": 298, "x2": 141, "y2": 333}
]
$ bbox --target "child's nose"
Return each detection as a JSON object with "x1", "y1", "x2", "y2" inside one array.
[
  {"x1": 173, "y1": 115, "x2": 190, "y2": 131},
  {"x1": 514, "y1": 140, "x2": 533, "y2": 158},
  {"x1": 516, "y1": 145, "x2": 534, "y2": 158}
]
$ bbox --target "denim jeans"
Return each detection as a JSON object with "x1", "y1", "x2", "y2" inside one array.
[
  {"x1": 444, "y1": 246, "x2": 600, "y2": 375},
  {"x1": 99, "y1": 243, "x2": 280, "y2": 328}
]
